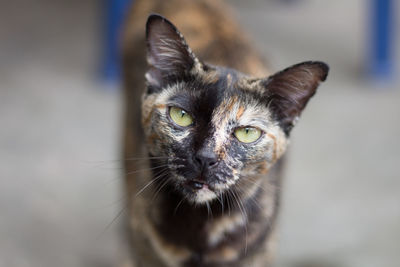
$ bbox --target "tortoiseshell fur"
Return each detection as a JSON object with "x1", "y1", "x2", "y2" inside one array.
[{"x1": 122, "y1": 1, "x2": 328, "y2": 267}]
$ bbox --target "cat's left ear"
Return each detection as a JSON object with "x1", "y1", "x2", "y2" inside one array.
[
  {"x1": 262, "y1": 61, "x2": 329, "y2": 135},
  {"x1": 145, "y1": 14, "x2": 199, "y2": 88}
]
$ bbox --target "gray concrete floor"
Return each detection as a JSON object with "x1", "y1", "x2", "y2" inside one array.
[{"x1": 0, "y1": 1, "x2": 399, "y2": 267}]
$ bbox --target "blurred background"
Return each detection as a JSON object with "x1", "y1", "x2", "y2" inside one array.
[{"x1": 0, "y1": 0, "x2": 399, "y2": 266}]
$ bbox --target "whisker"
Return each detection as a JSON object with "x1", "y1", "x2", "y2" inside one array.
[
  {"x1": 135, "y1": 175, "x2": 162, "y2": 197},
  {"x1": 135, "y1": 169, "x2": 168, "y2": 197},
  {"x1": 206, "y1": 201, "x2": 213, "y2": 220},
  {"x1": 173, "y1": 198, "x2": 185, "y2": 215},
  {"x1": 150, "y1": 176, "x2": 173, "y2": 203},
  {"x1": 83, "y1": 156, "x2": 169, "y2": 167},
  {"x1": 103, "y1": 193, "x2": 128, "y2": 208},
  {"x1": 96, "y1": 203, "x2": 128, "y2": 240},
  {"x1": 240, "y1": 177, "x2": 272, "y2": 194},
  {"x1": 225, "y1": 191, "x2": 232, "y2": 216},
  {"x1": 102, "y1": 164, "x2": 168, "y2": 186},
  {"x1": 230, "y1": 189, "x2": 248, "y2": 255},
  {"x1": 124, "y1": 156, "x2": 170, "y2": 161},
  {"x1": 217, "y1": 193, "x2": 224, "y2": 216},
  {"x1": 125, "y1": 164, "x2": 169, "y2": 176},
  {"x1": 235, "y1": 184, "x2": 263, "y2": 211}
]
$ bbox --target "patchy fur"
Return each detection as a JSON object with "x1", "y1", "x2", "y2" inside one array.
[{"x1": 122, "y1": 2, "x2": 328, "y2": 267}]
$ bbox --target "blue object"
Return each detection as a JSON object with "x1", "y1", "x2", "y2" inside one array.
[
  {"x1": 368, "y1": 0, "x2": 396, "y2": 80},
  {"x1": 102, "y1": 0, "x2": 133, "y2": 83}
]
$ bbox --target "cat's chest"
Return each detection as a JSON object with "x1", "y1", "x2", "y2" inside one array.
[
  {"x1": 153, "y1": 193, "x2": 243, "y2": 246},
  {"x1": 158, "y1": 211, "x2": 245, "y2": 247},
  {"x1": 149, "y1": 204, "x2": 248, "y2": 266}
]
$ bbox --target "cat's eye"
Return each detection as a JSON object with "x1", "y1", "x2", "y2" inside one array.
[
  {"x1": 169, "y1": 107, "x2": 194, "y2": 127},
  {"x1": 234, "y1": 127, "x2": 262, "y2": 143}
]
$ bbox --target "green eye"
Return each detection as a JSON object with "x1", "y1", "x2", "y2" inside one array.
[
  {"x1": 169, "y1": 107, "x2": 194, "y2": 127},
  {"x1": 234, "y1": 127, "x2": 262, "y2": 143}
]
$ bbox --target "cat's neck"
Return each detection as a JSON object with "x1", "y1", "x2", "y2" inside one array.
[{"x1": 148, "y1": 174, "x2": 266, "y2": 251}]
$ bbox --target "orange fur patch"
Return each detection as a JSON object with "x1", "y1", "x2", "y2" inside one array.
[
  {"x1": 202, "y1": 71, "x2": 220, "y2": 84},
  {"x1": 143, "y1": 104, "x2": 166, "y2": 126},
  {"x1": 266, "y1": 133, "x2": 277, "y2": 162},
  {"x1": 236, "y1": 106, "x2": 245, "y2": 120},
  {"x1": 226, "y1": 96, "x2": 238, "y2": 112}
]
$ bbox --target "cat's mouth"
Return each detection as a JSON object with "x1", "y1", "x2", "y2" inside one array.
[
  {"x1": 185, "y1": 179, "x2": 211, "y2": 191},
  {"x1": 183, "y1": 179, "x2": 218, "y2": 203}
]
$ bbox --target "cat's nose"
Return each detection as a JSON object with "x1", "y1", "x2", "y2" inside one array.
[{"x1": 194, "y1": 148, "x2": 218, "y2": 170}]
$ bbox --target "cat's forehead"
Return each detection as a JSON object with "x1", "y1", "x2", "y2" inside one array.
[
  {"x1": 158, "y1": 67, "x2": 264, "y2": 110},
  {"x1": 198, "y1": 65, "x2": 262, "y2": 94}
]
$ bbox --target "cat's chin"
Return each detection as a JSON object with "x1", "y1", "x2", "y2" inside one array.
[{"x1": 192, "y1": 187, "x2": 217, "y2": 204}]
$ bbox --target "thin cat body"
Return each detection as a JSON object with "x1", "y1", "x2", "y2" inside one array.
[{"x1": 122, "y1": 1, "x2": 328, "y2": 267}]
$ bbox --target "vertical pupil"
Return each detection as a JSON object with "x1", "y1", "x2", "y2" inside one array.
[
  {"x1": 180, "y1": 110, "x2": 185, "y2": 118},
  {"x1": 245, "y1": 128, "x2": 249, "y2": 134}
]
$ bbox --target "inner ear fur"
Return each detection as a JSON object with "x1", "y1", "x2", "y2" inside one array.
[
  {"x1": 262, "y1": 61, "x2": 329, "y2": 135},
  {"x1": 145, "y1": 14, "x2": 199, "y2": 89}
]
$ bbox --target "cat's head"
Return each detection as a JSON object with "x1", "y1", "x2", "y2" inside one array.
[{"x1": 142, "y1": 14, "x2": 328, "y2": 204}]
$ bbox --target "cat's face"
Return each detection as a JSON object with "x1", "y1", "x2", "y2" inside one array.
[
  {"x1": 143, "y1": 72, "x2": 287, "y2": 203},
  {"x1": 142, "y1": 15, "x2": 328, "y2": 204}
]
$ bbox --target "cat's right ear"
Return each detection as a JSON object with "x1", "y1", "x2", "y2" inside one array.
[
  {"x1": 145, "y1": 14, "x2": 198, "y2": 89},
  {"x1": 262, "y1": 61, "x2": 329, "y2": 135}
]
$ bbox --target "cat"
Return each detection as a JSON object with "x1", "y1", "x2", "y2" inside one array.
[{"x1": 121, "y1": 1, "x2": 328, "y2": 266}]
